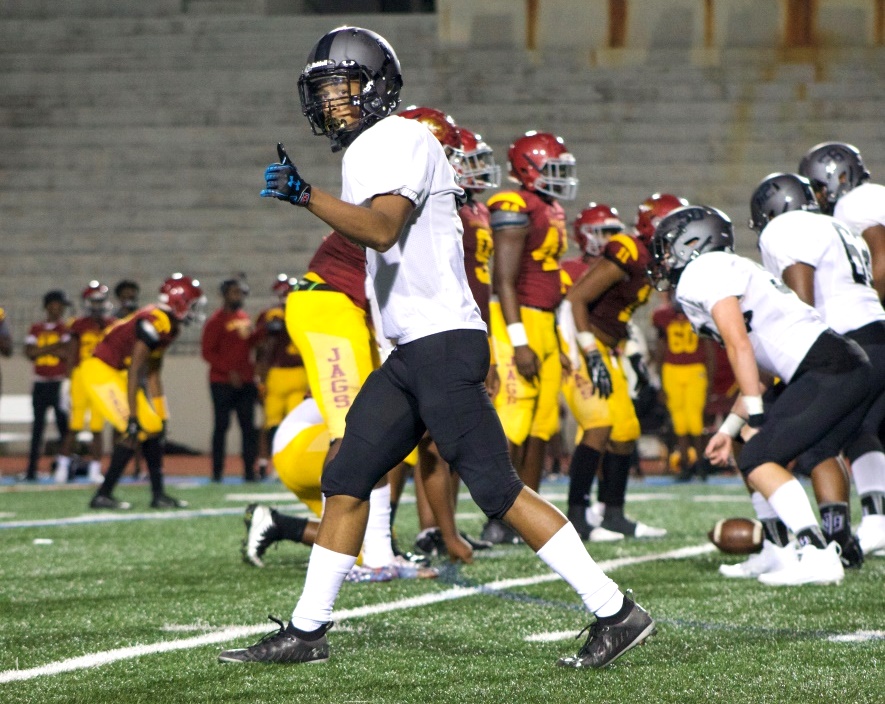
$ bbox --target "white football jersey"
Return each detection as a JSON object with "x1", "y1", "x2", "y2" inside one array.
[
  {"x1": 341, "y1": 115, "x2": 484, "y2": 345},
  {"x1": 834, "y1": 182, "x2": 885, "y2": 235},
  {"x1": 759, "y1": 210, "x2": 884, "y2": 334},
  {"x1": 676, "y1": 251, "x2": 827, "y2": 383}
]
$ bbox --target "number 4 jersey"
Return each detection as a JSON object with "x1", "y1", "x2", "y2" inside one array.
[
  {"x1": 675, "y1": 251, "x2": 827, "y2": 384},
  {"x1": 759, "y1": 210, "x2": 884, "y2": 335}
]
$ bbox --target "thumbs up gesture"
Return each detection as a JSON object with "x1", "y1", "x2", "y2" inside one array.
[{"x1": 260, "y1": 143, "x2": 312, "y2": 207}]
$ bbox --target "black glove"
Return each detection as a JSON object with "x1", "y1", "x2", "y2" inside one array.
[
  {"x1": 260, "y1": 143, "x2": 312, "y2": 206},
  {"x1": 585, "y1": 350, "x2": 613, "y2": 399},
  {"x1": 747, "y1": 412, "x2": 766, "y2": 429},
  {"x1": 126, "y1": 416, "x2": 141, "y2": 440},
  {"x1": 628, "y1": 352, "x2": 650, "y2": 390}
]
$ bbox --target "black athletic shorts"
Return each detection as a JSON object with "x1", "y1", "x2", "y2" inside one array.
[{"x1": 322, "y1": 329, "x2": 524, "y2": 519}]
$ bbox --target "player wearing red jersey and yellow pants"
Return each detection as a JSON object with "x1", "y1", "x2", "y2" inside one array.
[
  {"x1": 255, "y1": 275, "x2": 309, "y2": 479},
  {"x1": 85, "y1": 274, "x2": 205, "y2": 510},
  {"x1": 565, "y1": 195, "x2": 682, "y2": 539},
  {"x1": 483, "y1": 131, "x2": 577, "y2": 544},
  {"x1": 55, "y1": 282, "x2": 115, "y2": 483},
  {"x1": 652, "y1": 296, "x2": 713, "y2": 481}
]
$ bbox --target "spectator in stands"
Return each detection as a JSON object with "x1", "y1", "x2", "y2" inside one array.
[
  {"x1": 113, "y1": 279, "x2": 140, "y2": 318},
  {"x1": 201, "y1": 276, "x2": 259, "y2": 482},
  {"x1": 23, "y1": 290, "x2": 72, "y2": 481}
]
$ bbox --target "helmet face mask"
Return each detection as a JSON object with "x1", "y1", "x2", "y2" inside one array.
[
  {"x1": 82, "y1": 281, "x2": 111, "y2": 317},
  {"x1": 573, "y1": 204, "x2": 624, "y2": 257},
  {"x1": 798, "y1": 141, "x2": 870, "y2": 214},
  {"x1": 456, "y1": 128, "x2": 501, "y2": 191},
  {"x1": 748, "y1": 172, "x2": 820, "y2": 233},
  {"x1": 158, "y1": 274, "x2": 206, "y2": 326},
  {"x1": 648, "y1": 205, "x2": 735, "y2": 291},
  {"x1": 272, "y1": 274, "x2": 296, "y2": 303},
  {"x1": 299, "y1": 27, "x2": 403, "y2": 152},
  {"x1": 508, "y1": 131, "x2": 578, "y2": 201}
]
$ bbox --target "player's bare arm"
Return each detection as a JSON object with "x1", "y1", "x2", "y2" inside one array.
[
  {"x1": 307, "y1": 188, "x2": 414, "y2": 253},
  {"x1": 780, "y1": 262, "x2": 816, "y2": 306},
  {"x1": 565, "y1": 258, "x2": 626, "y2": 344},
  {"x1": 492, "y1": 223, "x2": 539, "y2": 381}
]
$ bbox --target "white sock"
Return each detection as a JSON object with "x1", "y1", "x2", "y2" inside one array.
[
  {"x1": 291, "y1": 544, "x2": 356, "y2": 631},
  {"x1": 55, "y1": 455, "x2": 71, "y2": 472},
  {"x1": 767, "y1": 480, "x2": 818, "y2": 535},
  {"x1": 88, "y1": 460, "x2": 102, "y2": 476},
  {"x1": 361, "y1": 484, "x2": 395, "y2": 568},
  {"x1": 536, "y1": 522, "x2": 622, "y2": 617},
  {"x1": 750, "y1": 491, "x2": 777, "y2": 520},
  {"x1": 851, "y1": 452, "x2": 885, "y2": 496}
]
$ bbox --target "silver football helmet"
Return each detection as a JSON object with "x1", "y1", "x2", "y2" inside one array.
[
  {"x1": 798, "y1": 141, "x2": 870, "y2": 214},
  {"x1": 748, "y1": 172, "x2": 820, "y2": 233}
]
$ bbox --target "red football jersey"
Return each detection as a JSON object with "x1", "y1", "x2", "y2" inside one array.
[
  {"x1": 488, "y1": 189, "x2": 567, "y2": 311},
  {"x1": 307, "y1": 231, "x2": 368, "y2": 311},
  {"x1": 255, "y1": 306, "x2": 302, "y2": 369},
  {"x1": 652, "y1": 304, "x2": 706, "y2": 365},
  {"x1": 26, "y1": 320, "x2": 70, "y2": 379},
  {"x1": 460, "y1": 199, "x2": 494, "y2": 324},
  {"x1": 94, "y1": 305, "x2": 179, "y2": 370},
  {"x1": 201, "y1": 308, "x2": 256, "y2": 384},
  {"x1": 584, "y1": 233, "x2": 652, "y2": 344},
  {"x1": 69, "y1": 315, "x2": 113, "y2": 366}
]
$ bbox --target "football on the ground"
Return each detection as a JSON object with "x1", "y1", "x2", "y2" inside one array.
[{"x1": 708, "y1": 517, "x2": 764, "y2": 554}]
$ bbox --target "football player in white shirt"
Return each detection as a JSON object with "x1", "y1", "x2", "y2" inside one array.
[
  {"x1": 648, "y1": 205, "x2": 874, "y2": 586},
  {"x1": 750, "y1": 173, "x2": 885, "y2": 559},
  {"x1": 799, "y1": 141, "x2": 885, "y2": 303},
  {"x1": 218, "y1": 25, "x2": 655, "y2": 669}
]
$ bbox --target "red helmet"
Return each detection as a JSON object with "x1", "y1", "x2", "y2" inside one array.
[
  {"x1": 399, "y1": 106, "x2": 463, "y2": 157},
  {"x1": 507, "y1": 131, "x2": 577, "y2": 200},
  {"x1": 634, "y1": 193, "x2": 689, "y2": 244},
  {"x1": 158, "y1": 273, "x2": 206, "y2": 324},
  {"x1": 272, "y1": 273, "x2": 297, "y2": 300},
  {"x1": 573, "y1": 204, "x2": 625, "y2": 256},
  {"x1": 81, "y1": 280, "x2": 111, "y2": 315},
  {"x1": 455, "y1": 127, "x2": 501, "y2": 190}
]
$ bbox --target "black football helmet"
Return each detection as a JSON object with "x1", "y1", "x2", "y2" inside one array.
[
  {"x1": 748, "y1": 172, "x2": 820, "y2": 233},
  {"x1": 648, "y1": 205, "x2": 735, "y2": 291},
  {"x1": 798, "y1": 141, "x2": 870, "y2": 214},
  {"x1": 298, "y1": 26, "x2": 403, "y2": 152}
]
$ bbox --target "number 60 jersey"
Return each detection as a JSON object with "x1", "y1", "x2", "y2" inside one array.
[
  {"x1": 758, "y1": 209, "x2": 885, "y2": 335},
  {"x1": 675, "y1": 251, "x2": 828, "y2": 384}
]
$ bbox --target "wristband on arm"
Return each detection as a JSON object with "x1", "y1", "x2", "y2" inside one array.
[
  {"x1": 718, "y1": 413, "x2": 747, "y2": 439},
  {"x1": 506, "y1": 322, "x2": 529, "y2": 348}
]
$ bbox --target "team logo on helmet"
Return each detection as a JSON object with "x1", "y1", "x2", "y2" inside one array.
[
  {"x1": 507, "y1": 131, "x2": 578, "y2": 200},
  {"x1": 798, "y1": 141, "x2": 870, "y2": 214},
  {"x1": 573, "y1": 203, "x2": 624, "y2": 257},
  {"x1": 158, "y1": 273, "x2": 206, "y2": 325},
  {"x1": 748, "y1": 172, "x2": 820, "y2": 233}
]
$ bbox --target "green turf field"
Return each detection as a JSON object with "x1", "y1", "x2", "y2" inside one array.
[{"x1": 2, "y1": 476, "x2": 883, "y2": 704}]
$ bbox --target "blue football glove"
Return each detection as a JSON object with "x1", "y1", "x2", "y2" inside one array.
[
  {"x1": 260, "y1": 143, "x2": 312, "y2": 207},
  {"x1": 585, "y1": 350, "x2": 613, "y2": 399}
]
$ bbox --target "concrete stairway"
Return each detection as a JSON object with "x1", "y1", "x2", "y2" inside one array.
[{"x1": 1, "y1": 11, "x2": 883, "y2": 340}]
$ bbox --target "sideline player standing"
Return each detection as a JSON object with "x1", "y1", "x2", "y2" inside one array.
[{"x1": 219, "y1": 26, "x2": 654, "y2": 668}]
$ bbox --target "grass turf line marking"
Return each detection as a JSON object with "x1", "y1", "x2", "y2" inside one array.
[
  {"x1": 0, "y1": 507, "x2": 247, "y2": 529},
  {"x1": 0, "y1": 544, "x2": 712, "y2": 683}
]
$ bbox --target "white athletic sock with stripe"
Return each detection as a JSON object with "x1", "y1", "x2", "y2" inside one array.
[
  {"x1": 361, "y1": 483, "x2": 395, "y2": 568},
  {"x1": 851, "y1": 452, "x2": 885, "y2": 496},
  {"x1": 536, "y1": 522, "x2": 623, "y2": 617},
  {"x1": 766, "y1": 479, "x2": 819, "y2": 534},
  {"x1": 291, "y1": 544, "x2": 356, "y2": 631}
]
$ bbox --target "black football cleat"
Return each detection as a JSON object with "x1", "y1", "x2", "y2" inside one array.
[
  {"x1": 89, "y1": 494, "x2": 132, "y2": 510},
  {"x1": 150, "y1": 493, "x2": 188, "y2": 509},
  {"x1": 557, "y1": 593, "x2": 656, "y2": 669},
  {"x1": 218, "y1": 617, "x2": 332, "y2": 664},
  {"x1": 480, "y1": 518, "x2": 522, "y2": 545},
  {"x1": 839, "y1": 534, "x2": 864, "y2": 569}
]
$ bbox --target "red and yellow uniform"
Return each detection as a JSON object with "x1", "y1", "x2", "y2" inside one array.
[
  {"x1": 652, "y1": 304, "x2": 708, "y2": 437},
  {"x1": 460, "y1": 200, "x2": 494, "y2": 325},
  {"x1": 487, "y1": 189, "x2": 567, "y2": 444},
  {"x1": 579, "y1": 233, "x2": 653, "y2": 442},
  {"x1": 81, "y1": 306, "x2": 179, "y2": 434},
  {"x1": 255, "y1": 305, "x2": 308, "y2": 428},
  {"x1": 285, "y1": 231, "x2": 376, "y2": 440},
  {"x1": 26, "y1": 321, "x2": 70, "y2": 381},
  {"x1": 560, "y1": 257, "x2": 612, "y2": 433},
  {"x1": 68, "y1": 315, "x2": 113, "y2": 432}
]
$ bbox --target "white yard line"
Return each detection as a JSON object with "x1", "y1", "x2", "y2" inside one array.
[{"x1": 0, "y1": 544, "x2": 713, "y2": 683}]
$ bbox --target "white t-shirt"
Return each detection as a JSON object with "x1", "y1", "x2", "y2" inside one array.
[
  {"x1": 834, "y1": 182, "x2": 885, "y2": 235},
  {"x1": 759, "y1": 210, "x2": 884, "y2": 334},
  {"x1": 341, "y1": 115, "x2": 484, "y2": 345},
  {"x1": 675, "y1": 251, "x2": 827, "y2": 383}
]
